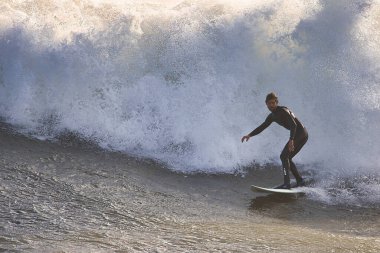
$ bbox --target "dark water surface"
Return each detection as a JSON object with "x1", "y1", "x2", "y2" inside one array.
[{"x1": 0, "y1": 125, "x2": 379, "y2": 252}]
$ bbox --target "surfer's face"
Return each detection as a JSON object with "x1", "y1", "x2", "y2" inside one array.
[{"x1": 266, "y1": 99, "x2": 278, "y2": 112}]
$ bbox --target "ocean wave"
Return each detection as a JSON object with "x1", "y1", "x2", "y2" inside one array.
[{"x1": 0, "y1": 0, "x2": 379, "y2": 177}]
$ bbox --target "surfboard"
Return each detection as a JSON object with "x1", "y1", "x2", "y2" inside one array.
[
  {"x1": 251, "y1": 179, "x2": 311, "y2": 194},
  {"x1": 251, "y1": 184, "x2": 305, "y2": 194}
]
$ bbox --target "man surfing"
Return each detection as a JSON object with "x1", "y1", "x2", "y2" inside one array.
[{"x1": 241, "y1": 92, "x2": 308, "y2": 189}]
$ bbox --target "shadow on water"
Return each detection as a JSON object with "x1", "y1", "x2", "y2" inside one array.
[
  {"x1": 248, "y1": 193, "x2": 315, "y2": 221},
  {"x1": 250, "y1": 194, "x2": 299, "y2": 211}
]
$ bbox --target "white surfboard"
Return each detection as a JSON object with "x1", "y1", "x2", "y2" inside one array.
[
  {"x1": 250, "y1": 184, "x2": 305, "y2": 194},
  {"x1": 251, "y1": 178, "x2": 312, "y2": 194}
]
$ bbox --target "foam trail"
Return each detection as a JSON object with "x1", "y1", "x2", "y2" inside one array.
[{"x1": 0, "y1": 0, "x2": 379, "y2": 197}]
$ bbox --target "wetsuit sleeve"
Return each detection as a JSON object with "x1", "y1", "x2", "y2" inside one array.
[{"x1": 248, "y1": 115, "x2": 273, "y2": 137}]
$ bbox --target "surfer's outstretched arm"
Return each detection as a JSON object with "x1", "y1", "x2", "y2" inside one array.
[{"x1": 241, "y1": 115, "x2": 273, "y2": 143}]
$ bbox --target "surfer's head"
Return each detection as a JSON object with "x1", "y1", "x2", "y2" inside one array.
[{"x1": 265, "y1": 92, "x2": 278, "y2": 112}]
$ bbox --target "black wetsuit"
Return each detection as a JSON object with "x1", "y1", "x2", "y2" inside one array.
[{"x1": 248, "y1": 106, "x2": 308, "y2": 186}]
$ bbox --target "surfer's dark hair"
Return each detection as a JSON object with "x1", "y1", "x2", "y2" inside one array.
[{"x1": 265, "y1": 92, "x2": 278, "y2": 103}]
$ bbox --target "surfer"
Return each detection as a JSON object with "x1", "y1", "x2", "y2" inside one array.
[{"x1": 241, "y1": 92, "x2": 308, "y2": 189}]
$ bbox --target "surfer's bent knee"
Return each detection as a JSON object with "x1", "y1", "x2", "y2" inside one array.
[{"x1": 280, "y1": 151, "x2": 289, "y2": 161}]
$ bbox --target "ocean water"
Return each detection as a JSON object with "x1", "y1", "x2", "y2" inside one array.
[
  {"x1": 0, "y1": 126, "x2": 379, "y2": 252},
  {"x1": 0, "y1": 2, "x2": 379, "y2": 250}
]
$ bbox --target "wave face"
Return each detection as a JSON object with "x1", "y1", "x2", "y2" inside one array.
[{"x1": 0, "y1": 0, "x2": 379, "y2": 180}]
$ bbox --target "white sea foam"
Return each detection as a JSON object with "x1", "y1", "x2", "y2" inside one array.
[{"x1": 0, "y1": 0, "x2": 379, "y2": 184}]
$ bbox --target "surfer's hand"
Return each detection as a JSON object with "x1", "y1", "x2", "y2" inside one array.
[
  {"x1": 288, "y1": 139, "x2": 294, "y2": 152},
  {"x1": 241, "y1": 135, "x2": 250, "y2": 143}
]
